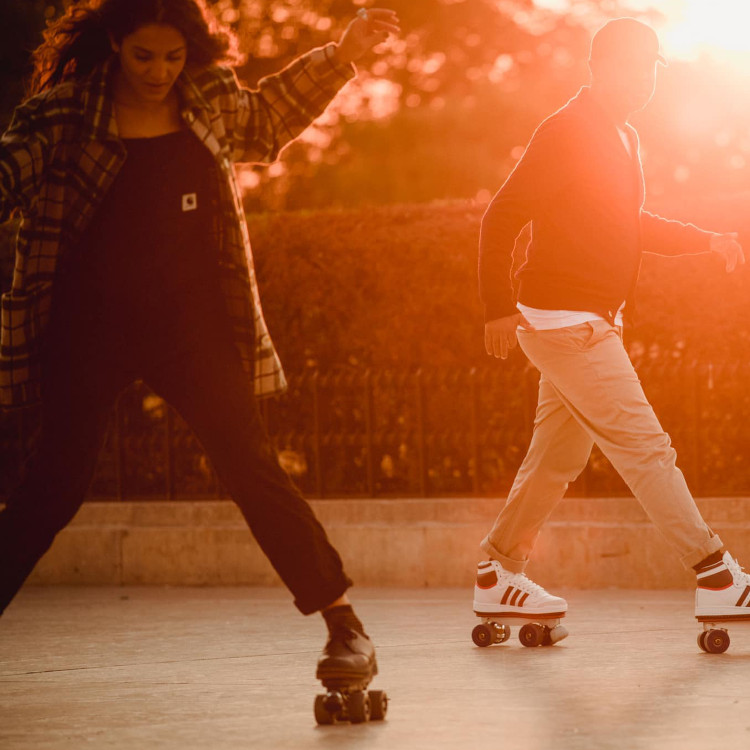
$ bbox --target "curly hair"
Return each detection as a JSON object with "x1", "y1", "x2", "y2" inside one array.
[{"x1": 30, "y1": 0, "x2": 243, "y2": 94}]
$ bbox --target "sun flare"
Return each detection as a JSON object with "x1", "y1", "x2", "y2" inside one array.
[
  {"x1": 659, "y1": 0, "x2": 750, "y2": 60},
  {"x1": 533, "y1": 0, "x2": 750, "y2": 63}
]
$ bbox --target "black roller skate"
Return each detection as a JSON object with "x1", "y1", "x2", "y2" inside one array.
[{"x1": 314, "y1": 626, "x2": 388, "y2": 725}]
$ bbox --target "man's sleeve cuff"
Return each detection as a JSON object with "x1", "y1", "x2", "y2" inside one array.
[{"x1": 484, "y1": 301, "x2": 519, "y2": 323}]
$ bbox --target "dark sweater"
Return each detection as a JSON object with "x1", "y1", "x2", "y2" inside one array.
[{"x1": 478, "y1": 86, "x2": 714, "y2": 323}]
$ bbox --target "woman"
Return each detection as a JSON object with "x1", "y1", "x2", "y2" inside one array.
[{"x1": 0, "y1": 0, "x2": 399, "y2": 701}]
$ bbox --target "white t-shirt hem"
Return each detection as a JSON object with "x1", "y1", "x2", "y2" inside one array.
[{"x1": 517, "y1": 302, "x2": 624, "y2": 331}]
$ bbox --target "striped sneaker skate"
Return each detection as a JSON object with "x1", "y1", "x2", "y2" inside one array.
[
  {"x1": 696, "y1": 552, "x2": 750, "y2": 653},
  {"x1": 695, "y1": 551, "x2": 750, "y2": 619},
  {"x1": 473, "y1": 559, "x2": 567, "y2": 617},
  {"x1": 471, "y1": 560, "x2": 568, "y2": 648}
]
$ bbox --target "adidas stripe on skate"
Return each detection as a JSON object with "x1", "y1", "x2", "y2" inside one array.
[
  {"x1": 500, "y1": 586, "x2": 530, "y2": 608},
  {"x1": 735, "y1": 586, "x2": 750, "y2": 608}
]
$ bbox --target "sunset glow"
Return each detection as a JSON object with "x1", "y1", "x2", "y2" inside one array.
[
  {"x1": 659, "y1": 0, "x2": 750, "y2": 60},
  {"x1": 533, "y1": 0, "x2": 750, "y2": 63}
]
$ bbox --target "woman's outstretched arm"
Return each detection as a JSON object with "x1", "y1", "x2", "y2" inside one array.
[{"x1": 214, "y1": 8, "x2": 399, "y2": 164}]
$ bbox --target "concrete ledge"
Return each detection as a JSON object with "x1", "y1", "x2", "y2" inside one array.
[{"x1": 12, "y1": 497, "x2": 750, "y2": 590}]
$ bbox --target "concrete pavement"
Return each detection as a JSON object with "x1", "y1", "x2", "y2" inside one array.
[{"x1": 2, "y1": 586, "x2": 750, "y2": 749}]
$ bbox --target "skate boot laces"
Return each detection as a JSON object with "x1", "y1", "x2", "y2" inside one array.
[
  {"x1": 512, "y1": 572, "x2": 549, "y2": 597},
  {"x1": 491, "y1": 561, "x2": 550, "y2": 597},
  {"x1": 724, "y1": 553, "x2": 750, "y2": 586},
  {"x1": 328, "y1": 625, "x2": 358, "y2": 647}
]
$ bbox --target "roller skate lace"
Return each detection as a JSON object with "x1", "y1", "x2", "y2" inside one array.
[
  {"x1": 725, "y1": 555, "x2": 750, "y2": 586},
  {"x1": 511, "y1": 573, "x2": 550, "y2": 597},
  {"x1": 327, "y1": 625, "x2": 357, "y2": 645}
]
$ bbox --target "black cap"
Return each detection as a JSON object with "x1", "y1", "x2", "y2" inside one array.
[{"x1": 590, "y1": 17, "x2": 667, "y2": 67}]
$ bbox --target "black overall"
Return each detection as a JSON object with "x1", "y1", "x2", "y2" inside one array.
[{"x1": 0, "y1": 130, "x2": 350, "y2": 614}]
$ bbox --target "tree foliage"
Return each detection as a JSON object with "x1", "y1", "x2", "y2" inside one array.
[{"x1": 2, "y1": 1, "x2": 749, "y2": 211}]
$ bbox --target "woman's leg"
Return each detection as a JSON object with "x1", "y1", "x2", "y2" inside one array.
[
  {"x1": 0, "y1": 296, "x2": 132, "y2": 614},
  {"x1": 143, "y1": 336, "x2": 351, "y2": 615}
]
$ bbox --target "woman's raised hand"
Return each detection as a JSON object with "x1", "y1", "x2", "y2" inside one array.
[{"x1": 334, "y1": 8, "x2": 401, "y2": 65}]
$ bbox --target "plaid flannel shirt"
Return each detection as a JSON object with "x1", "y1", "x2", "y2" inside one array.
[{"x1": 0, "y1": 43, "x2": 354, "y2": 409}]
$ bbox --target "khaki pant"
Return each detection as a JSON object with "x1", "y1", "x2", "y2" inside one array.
[{"x1": 481, "y1": 320, "x2": 722, "y2": 574}]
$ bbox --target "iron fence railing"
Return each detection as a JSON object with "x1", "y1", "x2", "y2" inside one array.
[{"x1": 2, "y1": 360, "x2": 750, "y2": 500}]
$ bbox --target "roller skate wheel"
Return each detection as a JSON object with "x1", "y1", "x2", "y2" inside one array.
[
  {"x1": 322, "y1": 691, "x2": 344, "y2": 714},
  {"x1": 697, "y1": 631, "x2": 709, "y2": 652},
  {"x1": 492, "y1": 622, "x2": 510, "y2": 644},
  {"x1": 348, "y1": 690, "x2": 372, "y2": 723},
  {"x1": 702, "y1": 628, "x2": 730, "y2": 654},
  {"x1": 368, "y1": 690, "x2": 388, "y2": 721},
  {"x1": 314, "y1": 694, "x2": 336, "y2": 725},
  {"x1": 519, "y1": 622, "x2": 547, "y2": 647},
  {"x1": 472, "y1": 623, "x2": 494, "y2": 647}
]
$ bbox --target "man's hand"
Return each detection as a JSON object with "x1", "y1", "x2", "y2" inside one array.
[
  {"x1": 484, "y1": 313, "x2": 535, "y2": 360},
  {"x1": 710, "y1": 232, "x2": 745, "y2": 273},
  {"x1": 334, "y1": 8, "x2": 400, "y2": 65}
]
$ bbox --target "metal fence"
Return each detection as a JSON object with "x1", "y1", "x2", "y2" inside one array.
[{"x1": 2, "y1": 360, "x2": 750, "y2": 500}]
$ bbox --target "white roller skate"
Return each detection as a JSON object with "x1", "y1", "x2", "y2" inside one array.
[
  {"x1": 696, "y1": 551, "x2": 750, "y2": 654},
  {"x1": 471, "y1": 559, "x2": 568, "y2": 648}
]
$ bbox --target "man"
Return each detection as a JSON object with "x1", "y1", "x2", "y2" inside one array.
[{"x1": 474, "y1": 18, "x2": 750, "y2": 625}]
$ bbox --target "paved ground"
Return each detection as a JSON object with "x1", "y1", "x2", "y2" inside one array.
[{"x1": 1, "y1": 587, "x2": 750, "y2": 750}]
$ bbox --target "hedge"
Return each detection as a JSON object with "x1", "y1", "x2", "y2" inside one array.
[
  {"x1": 248, "y1": 196, "x2": 750, "y2": 373},
  {"x1": 2, "y1": 196, "x2": 750, "y2": 498}
]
